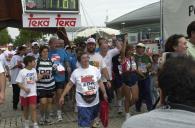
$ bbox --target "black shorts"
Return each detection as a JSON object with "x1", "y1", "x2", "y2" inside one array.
[
  {"x1": 37, "y1": 90, "x2": 55, "y2": 99},
  {"x1": 55, "y1": 81, "x2": 66, "y2": 90},
  {"x1": 112, "y1": 75, "x2": 123, "y2": 90},
  {"x1": 122, "y1": 72, "x2": 138, "y2": 87}
]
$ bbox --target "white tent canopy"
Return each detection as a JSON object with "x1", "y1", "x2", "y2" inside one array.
[{"x1": 76, "y1": 27, "x2": 120, "y2": 37}]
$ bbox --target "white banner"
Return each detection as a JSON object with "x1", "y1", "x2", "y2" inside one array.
[
  {"x1": 162, "y1": 0, "x2": 195, "y2": 39},
  {"x1": 22, "y1": 13, "x2": 81, "y2": 28}
]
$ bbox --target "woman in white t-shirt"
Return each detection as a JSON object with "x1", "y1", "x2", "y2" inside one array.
[
  {"x1": 10, "y1": 46, "x2": 26, "y2": 110},
  {"x1": 59, "y1": 51, "x2": 107, "y2": 128}
]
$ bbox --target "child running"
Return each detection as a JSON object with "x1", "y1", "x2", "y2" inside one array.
[{"x1": 16, "y1": 56, "x2": 43, "y2": 128}]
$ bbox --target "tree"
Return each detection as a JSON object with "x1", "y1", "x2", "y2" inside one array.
[
  {"x1": 0, "y1": 28, "x2": 12, "y2": 45},
  {"x1": 14, "y1": 29, "x2": 43, "y2": 46},
  {"x1": 73, "y1": 36, "x2": 87, "y2": 44}
]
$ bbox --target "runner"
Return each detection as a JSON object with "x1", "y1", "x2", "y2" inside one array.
[
  {"x1": 16, "y1": 56, "x2": 43, "y2": 128},
  {"x1": 10, "y1": 46, "x2": 26, "y2": 110},
  {"x1": 27, "y1": 42, "x2": 40, "y2": 60},
  {"x1": 98, "y1": 37, "x2": 122, "y2": 103},
  {"x1": 48, "y1": 37, "x2": 71, "y2": 121},
  {"x1": 36, "y1": 46, "x2": 56, "y2": 125},
  {"x1": 85, "y1": 37, "x2": 111, "y2": 127},
  {"x1": 59, "y1": 51, "x2": 107, "y2": 128},
  {"x1": 119, "y1": 36, "x2": 139, "y2": 120},
  {"x1": 2, "y1": 43, "x2": 15, "y2": 86},
  {"x1": 135, "y1": 43, "x2": 153, "y2": 112}
]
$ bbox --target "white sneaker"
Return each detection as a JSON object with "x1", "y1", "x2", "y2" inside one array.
[
  {"x1": 125, "y1": 113, "x2": 131, "y2": 120},
  {"x1": 33, "y1": 123, "x2": 39, "y2": 128},
  {"x1": 38, "y1": 117, "x2": 45, "y2": 125},
  {"x1": 24, "y1": 120, "x2": 30, "y2": 128},
  {"x1": 45, "y1": 117, "x2": 54, "y2": 125},
  {"x1": 57, "y1": 110, "x2": 63, "y2": 121},
  {"x1": 49, "y1": 112, "x2": 54, "y2": 117},
  {"x1": 118, "y1": 106, "x2": 123, "y2": 114}
]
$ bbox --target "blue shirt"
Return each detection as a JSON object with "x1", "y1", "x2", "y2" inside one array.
[
  {"x1": 49, "y1": 48, "x2": 68, "y2": 82},
  {"x1": 66, "y1": 51, "x2": 77, "y2": 71}
]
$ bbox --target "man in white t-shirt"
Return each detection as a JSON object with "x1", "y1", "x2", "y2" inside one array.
[
  {"x1": 86, "y1": 38, "x2": 111, "y2": 86},
  {"x1": 98, "y1": 37, "x2": 121, "y2": 102},
  {"x1": 0, "y1": 62, "x2": 6, "y2": 104},
  {"x1": 59, "y1": 51, "x2": 107, "y2": 128}
]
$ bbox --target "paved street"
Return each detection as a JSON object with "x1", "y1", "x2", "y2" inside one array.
[{"x1": 0, "y1": 86, "x2": 129, "y2": 128}]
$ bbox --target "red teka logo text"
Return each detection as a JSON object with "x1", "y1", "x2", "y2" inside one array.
[
  {"x1": 56, "y1": 14, "x2": 77, "y2": 27},
  {"x1": 28, "y1": 14, "x2": 50, "y2": 27}
]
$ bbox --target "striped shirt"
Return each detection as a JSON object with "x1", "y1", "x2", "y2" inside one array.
[{"x1": 36, "y1": 58, "x2": 55, "y2": 91}]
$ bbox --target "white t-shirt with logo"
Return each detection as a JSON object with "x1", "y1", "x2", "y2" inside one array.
[
  {"x1": 16, "y1": 68, "x2": 37, "y2": 97},
  {"x1": 10, "y1": 55, "x2": 24, "y2": 84},
  {"x1": 70, "y1": 65, "x2": 101, "y2": 107},
  {"x1": 99, "y1": 48, "x2": 120, "y2": 81}
]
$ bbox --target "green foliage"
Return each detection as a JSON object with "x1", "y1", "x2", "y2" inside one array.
[
  {"x1": 73, "y1": 36, "x2": 87, "y2": 44},
  {"x1": 14, "y1": 29, "x2": 43, "y2": 46},
  {"x1": 0, "y1": 28, "x2": 12, "y2": 45}
]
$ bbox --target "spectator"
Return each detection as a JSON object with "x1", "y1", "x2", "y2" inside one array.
[
  {"x1": 165, "y1": 34, "x2": 187, "y2": 55},
  {"x1": 122, "y1": 56, "x2": 195, "y2": 128},
  {"x1": 187, "y1": 21, "x2": 195, "y2": 59}
]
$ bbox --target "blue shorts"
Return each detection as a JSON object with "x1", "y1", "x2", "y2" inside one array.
[
  {"x1": 122, "y1": 72, "x2": 138, "y2": 87},
  {"x1": 55, "y1": 81, "x2": 66, "y2": 90},
  {"x1": 112, "y1": 75, "x2": 123, "y2": 90},
  {"x1": 78, "y1": 104, "x2": 99, "y2": 127}
]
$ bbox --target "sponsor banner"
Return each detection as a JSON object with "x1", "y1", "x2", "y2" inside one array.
[
  {"x1": 162, "y1": 0, "x2": 195, "y2": 39},
  {"x1": 22, "y1": 13, "x2": 81, "y2": 27}
]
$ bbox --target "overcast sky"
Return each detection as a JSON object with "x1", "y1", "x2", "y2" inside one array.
[{"x1": 8, "y1": 0, "x2": 159, "y2": 39}]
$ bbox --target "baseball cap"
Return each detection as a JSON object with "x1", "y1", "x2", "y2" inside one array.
[
  {"x1": 86, "y1": 38, "x2": 96, "y2": 44},
  {"x1": 32, "y1": 42, "x2": 39, "y2": 47},
  {"x1": 136, "y1": 43, "x2": 146, "y2": 48},
  {"x1": 7, "y1": 43, "x2": 13, "y2": 47}
]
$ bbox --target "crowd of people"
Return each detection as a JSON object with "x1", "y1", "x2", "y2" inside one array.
[{"x1": 0, "y1": 21, "x2": 195, "y2": 128}]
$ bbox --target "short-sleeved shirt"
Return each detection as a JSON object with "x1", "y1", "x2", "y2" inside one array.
[
  {"x1": 27, "y1": 52, "x2": 39, "y2": 60},
  {"x1": 36, "y1": 58, "x2": 55, "y2": 91},
  {"x1": 134, "y1": 54, "x2": 152, "y2": 79},
  {"x1": 49, "y1": 48, "x2": 69, "y2": 82},
  {"x1": 99, "y1": 48, "x2": 120, "y2": 81},
  {"x1": 88, "y1": 53, "x2": 106, "y2": 70},
  {"x1": 122, "y1": 109, "x2": 195, "y2": 128},
  {"x1": 70, "y1": 65, "x2": 101, "y2": 107},
  {"x1": 10, "y1": 55, "x2": 24, "y2": 84},
  {"x1": 16, "y1": 68, "x2": 38, "y2": 97}
]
